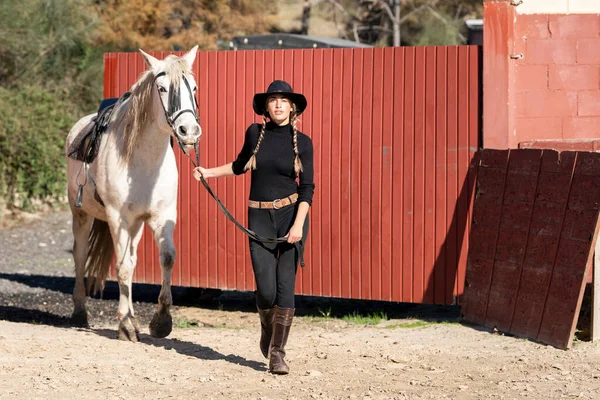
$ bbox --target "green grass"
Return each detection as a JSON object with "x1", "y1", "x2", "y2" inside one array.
[
  {"x1": 384, "y1": 320, "x2": 430, "y2": 329},
  {"x1": 173, "y1": 318, "x2": 200, "y2": 329},
  {"x1": 342, "y1": 311, "x2": 388, "y2": 325},
  {"x1": 383, "y1": 320, "x2": 459, "y2": 329},
  {"x1": 318, "y1": 307, "x2": 333, "y2": 319}
]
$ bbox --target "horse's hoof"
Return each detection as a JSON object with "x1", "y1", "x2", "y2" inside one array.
[
  {"x1": 131, "y1": 316, "x2": 141, "y2": 333},
  {"x1": 149, "y1": 311, "x2": 172, "y2": 338},
  {"x1": 118, "y1": 318, "x2": 140, "y2": 342},
  {"x1": 70, "y1": 310, "x2": 89, "y2": 328}
]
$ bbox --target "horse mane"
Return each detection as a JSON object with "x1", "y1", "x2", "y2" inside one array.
[{"x1": 114, "y1": 55, "x2": 193, "y2": 162}]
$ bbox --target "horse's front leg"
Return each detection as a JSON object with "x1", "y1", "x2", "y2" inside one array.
[
  {"x1": 147, "y1": 212, "x2": 176, "y2": 338},
  {"x1": 108, "y1": 213, "x2": 144, "y2": 342}
]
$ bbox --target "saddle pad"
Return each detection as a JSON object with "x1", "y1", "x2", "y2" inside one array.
[{"x1": 67, "y1": 93, "x2": 130, "y2": 164}]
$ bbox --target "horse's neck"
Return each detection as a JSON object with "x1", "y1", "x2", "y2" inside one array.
[
  {"x1": 139, "y1": 129, "x2": 174, "y2": 168},
  {"x1": 119, "y1": 125, "x2": 174, "y2": 171}
]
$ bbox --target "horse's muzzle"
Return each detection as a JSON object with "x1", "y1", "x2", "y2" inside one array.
[{"x1": 175, "y1": 124, "x2": 202, "y2": 146}]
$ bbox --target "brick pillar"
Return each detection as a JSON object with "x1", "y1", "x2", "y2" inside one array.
[{"x1": 483, "y1": 0, "x2": 600, "y2": 149}]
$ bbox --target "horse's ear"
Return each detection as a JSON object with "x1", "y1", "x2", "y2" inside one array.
[
  {"x1": 182, "y1": 45, "x2": 199, "y2": 69},
  {"x1": 139, "y1": 49, "x2": 161, "y2": 71}
]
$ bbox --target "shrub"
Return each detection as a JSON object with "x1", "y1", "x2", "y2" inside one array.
[{"x1": 0, "y1": 86, "x2": 77, "y2": 210}]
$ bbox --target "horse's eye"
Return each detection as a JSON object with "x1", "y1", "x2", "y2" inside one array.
[{"x1": 158, "y1": 86, "x2": 167, "y2": 93}]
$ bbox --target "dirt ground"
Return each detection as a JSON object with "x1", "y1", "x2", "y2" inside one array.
[{"x1": 2, "y1": 211, "x2": 600, "y2": 399}]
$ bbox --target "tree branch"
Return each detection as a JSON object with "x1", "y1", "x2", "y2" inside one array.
[
  {"x1": 426, "y1": 5, "x2": 466, "y2": 42},
  {"x1": 399, "y1": 1, "x2": 439, "y2": 24}
]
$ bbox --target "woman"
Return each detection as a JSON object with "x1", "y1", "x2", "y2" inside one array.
[{"x1": 193, "y1": 80, "x2": 315, "y2": 375}]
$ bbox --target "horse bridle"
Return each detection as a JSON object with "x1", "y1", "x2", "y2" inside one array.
[
  {"x1": 153, "y1": 71, "x2": 305, "y2": 266},
  {"x1": 154, "y1": 71, "x2": 202, "y2": 160}
]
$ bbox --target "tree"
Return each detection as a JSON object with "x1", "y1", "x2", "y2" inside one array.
[
  {"x1": 92, "y1": 0, "x2": 280, "y2": 51},
  {"x1": 300, "y1": 0, "x2": 482, "y2": 46}
]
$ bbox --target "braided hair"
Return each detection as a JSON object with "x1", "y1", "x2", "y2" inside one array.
[
  {"x1": 243, "y1": 115, "x2": 267, "y2": 171},
  {"x1": 290, "y1": 106, "x2": 303, "y2": 175}
]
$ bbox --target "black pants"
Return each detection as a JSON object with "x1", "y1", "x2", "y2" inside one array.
[{"x1": 248, "y1": 204, "x2": 309, "y2": 309}]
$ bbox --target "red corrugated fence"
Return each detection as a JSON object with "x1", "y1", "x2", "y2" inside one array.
[{"x1": 103, "y1": 46, "x2": 481, "y2": 304}]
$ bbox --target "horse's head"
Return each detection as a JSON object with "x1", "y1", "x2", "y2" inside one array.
[{"x1": 140, "y1": 46, "x2": 202, "y2": 148}]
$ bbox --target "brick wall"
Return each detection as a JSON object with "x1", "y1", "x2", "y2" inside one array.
[
  {"x1": 483, "y1": 0, "x2": 600, "y2": 149},
  {"x1": 515, "y1": 13, "x2": 600, "y2": 144}
]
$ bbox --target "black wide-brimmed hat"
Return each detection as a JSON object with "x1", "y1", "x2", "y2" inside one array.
[{"x1": 253, "y1": 80, "x2": 307, "y2": 116}]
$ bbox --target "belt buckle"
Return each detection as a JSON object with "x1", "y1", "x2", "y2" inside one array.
[{"x1": 272, "y1": 199, "x2": 282, "y2": 209}]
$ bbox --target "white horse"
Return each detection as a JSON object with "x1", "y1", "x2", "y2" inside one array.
[{"x1": 64, "y1": 46, "x2": 202, "y2": 341}]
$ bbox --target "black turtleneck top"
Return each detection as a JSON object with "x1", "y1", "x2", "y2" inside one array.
[{"x1": 231, "y1": 121, "x2": 315, "y2": 206}]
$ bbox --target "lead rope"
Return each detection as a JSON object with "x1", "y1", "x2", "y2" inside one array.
[{"x1": 180, "y1": 143, "x2": 305, "y2": 267}]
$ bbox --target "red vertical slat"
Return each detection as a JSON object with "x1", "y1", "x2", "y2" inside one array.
[
  {"x1": 359, "y1": 48, "x2": 373, "y2": 300},
  {"x1": 264, "y1": 50, "x2": 274, "y2": 87},
  {"x1": 103, "y1": 54, "x2": 114, "y2": 98},
  {"x1": 469, "y1": 55, "x2": 480, "y2": 197},
  {"x1": 215, "y1": 51, "x2": 228, "y2": 288},
  {"x1": 413, "y1": 47, "x2": 426, "y2": 303},
  {"x1": 331, "y1": 48, "x2": 343, "y2": 298},
  {"x1": 434, "y1": 47, "x2": 448, "y2": 304},
  {"x1": 283, "y1": 50, "x2": 294, "y2": 86},
  {"x1": 311, "y1": 49, "x2": 323, "y2": 297},
  {"x1": 402, "y1": 47, "x2": 415, "y2": 303},
  {"x1": 207, "y1": 51, "x2": 218, "y2": 289},
  {"x1": 198, "y1": 50, "x2": 210, "y2": 289},
  {"x1": 446, "y1": 46, "x2": 459, "y2": 304},
  {"x1": 371, "y1": 48, "x2": 384, "y2": 300},
  {"x1": 233, "y1": 51, "x2": 246, "y2": 290},
  {"x1": 424, "y1": 46, "x2": 437, "y2": 304},
  {"x1": 456, "y1": 46, "x2": 471, "y2": 300},
  {"x1": 391, "y1": 47, "x2": 405, "y2": 302},
  {"x1": 225, "y1": 50, "x2": 237, "y2": 289},
  {"x1": 244, "y1": 50, "x2": 257, "y2": 291},
  {"x1": 340, "y1": 48, "x2": 354, "y2": 298},
  {"x1": 350, "y1": 49, "x2": 363, "y2": 299},
  {"x1": 321, "y1": 49, "x2": 333, "y2": 298},
  {"x1": 274, "y1": 50, "x2": 284, "y2": 80},
  {"x1": 381, "y1": 47, "x2": 395, "y2": 301},
  {"x1": 300, "y1": 49, "x2": 314, "y2": 295}
]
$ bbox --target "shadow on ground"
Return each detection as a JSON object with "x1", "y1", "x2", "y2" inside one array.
[
  {"x1": 0, "y1": 272, "x2": 461, "y2": 324},
  {"x1": 90, "y1": 328, "x2": 267, "y2": 371}
]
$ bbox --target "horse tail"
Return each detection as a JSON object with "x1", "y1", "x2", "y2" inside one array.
[{"x1": 85, "y1": 219, "x2": 114, "y2": 296}]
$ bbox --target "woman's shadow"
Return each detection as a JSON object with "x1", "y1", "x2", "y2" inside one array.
[
  {"x1": 0, "y1": 304, "x2": 266, "y2": 372},
  {"x1": 89, "y1": 327, "x2": 267, "y2": 372}
]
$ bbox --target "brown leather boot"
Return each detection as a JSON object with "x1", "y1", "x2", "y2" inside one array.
[
  {"x1": 257, "y1": 306, "x2": 274, "y2": 358},
  {"x1": 269, "y1": 306, "x2": 295, "y2": 375}
]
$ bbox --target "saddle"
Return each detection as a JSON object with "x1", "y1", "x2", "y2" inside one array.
[{"x1": 67, "y1": 93, "x2": 131, "y2": 164}]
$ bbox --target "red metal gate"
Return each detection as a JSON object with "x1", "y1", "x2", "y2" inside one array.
[{"x1": 103, "y1": 45, "x2": 480, "y2": 304}]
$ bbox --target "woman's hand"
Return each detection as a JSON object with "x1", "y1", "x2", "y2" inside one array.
[
  {"x1": 286, "y1": 223, "x2": 303, "y2": 244},
  {"x1": 193, "y1": 166, "x2": 208, "y2": 181}
]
